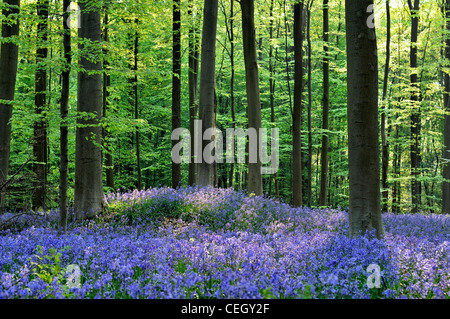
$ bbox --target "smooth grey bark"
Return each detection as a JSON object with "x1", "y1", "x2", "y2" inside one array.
[
  {"x1": 172, "y1": 0, "x2": 181, "y2": 188},
  {"x1": 197, "y1": 0, "x2": 218, "y2": 186},
  {"x1": 319, "y1": 0, "x2": 329, "y2": 207},
  {"x1": 345, "y1": 0, "x2": 384, "y2": 238},
  {"x1": 134, "y1": 19, "x2": 142, "y2": 190},
  {"x1": 307, "y1": 0, "x2": 313, "y2": 207},
  {"x1": 74, "y1": 0, "x2": 104, "y2": 219},
  {"x1": 381, "y1": 0, "x2": 391, "y2": 212},
  {"x1": 282, "y1": 0, "x2": 293, "y2": 201},
  {"x1": 241, "y1": 0, "x2": 262, "y2": 196},
  {"x1": 33, "y1": 0, "x2": 49, "y2": 211},
  {"x1": 59, "y1": 0, "x2": 71, "y2": 232},
  {"x1": 292, "y1": 1, "x2": 304, "y2": 207},
  {"x1": 102, "y1": 10, "x2": 114, "y2": 190},
  {"x1": 188, "y1": 0, "x2": 200, "y2": 186},
  {"x1": 408, "y1": 0, "x2": 421, "y2": 213},
  {"x1": 269, "y1": 0, "x2": 279, "y2": 199},
  {"x1": 0, "y1": 0, "x2": 20, "y2": 212},
  {"x1": 443, "y1": 0, "x2": 450, "y2": 214},
  {"x1": 213, "y1": 89, "x2": 218, "y2": 187},
  {"x1": 392, "y1": 126, "x2": 401, "y2": 213},
  {"x1": 230, "y1": 0, "x2": 236, "y2": 189},
  {"x1": 283, "y1": 0, "x2": 293, "y2": 116},
  {"x1": 226, "y1": 0, "x2": 236, "y2": 188}
]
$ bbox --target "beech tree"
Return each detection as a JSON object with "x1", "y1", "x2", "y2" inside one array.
[
  {"x1": 58, "y1": 0, "x2": 72, "y2": 232},
  {"x1": 345, "y1": 0, "x2": 384, "y2": 238},
  {"x1": 443, "y1": 0, "x2": 450, "y2": 214},
  {"x1": 0, "y1": 0, "x2": 20, "y2": 211},
  {"x1": 241, "y1": 0, "x2": 262, "y2": 195},
  {"x1": 319, "y1": 0, "x2": 329, "y2": 207},
  {"x1": 102, "y1": 10, "x2": 114, "y2": 190},
  {"x1": 197, "y1": 0, "x2": 218, "y2": 186},
  {"x1": 409, "y1": 0, "x2": 421, "y2": 213},
  {"x1": 306, "y1": 0, "x2": 314, "y2": 206},
  {"x1": 292, "y1": 0, "x2": 304, "y2": 206},
  {"x1": 223, "y1": 0, "x2": 236, "y2": 188},
  {"x1": 134, "y1": 18, "x2": 142, "y2": 190},
  {"x1": 74, "y1": 0, "x2": 104, "y2": 218},
  {"x1": 268, "y1": 0, "x2": 279, "y2": 199},
  {"x1": 172, "y1": 0, "x2": 181, "y2": 188},
  {"x1": 32, "y1": 0, "x2": 49, "y2": 211},
  {"x1": 381, "y1": 0, "x2": 391, "y2": 212},
  {"x1": 188, "y1": 0, "x2": 199, "y2": 186}
]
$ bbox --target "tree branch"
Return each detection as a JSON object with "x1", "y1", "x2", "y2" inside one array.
[{"x1": 0, "y1": 136, "x2": 34, "y2": 192}]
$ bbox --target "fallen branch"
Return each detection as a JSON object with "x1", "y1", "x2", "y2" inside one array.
[{"x1": 0, "y1": 210, "x2": 47, "y2": 231}]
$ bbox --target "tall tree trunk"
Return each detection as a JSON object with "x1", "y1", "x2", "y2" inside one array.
[
  {"x1": 241, "y1": 0, "x2": 262, "y2": 195},
  {"x1": 213, "y1": 89, "x2": 218, "y2": 187},
  {"x1": 172, "y1": 0, "x2": 182, "y2": 188},
  {"x1": 409, "y1": 0, "x2": 421, "y2": 213},
  {"x1": 319, "y1": 0, "x2": 329, "y2": 207},
  {"x1": 33, "y1": 0, "x2": 49, "y2": 211},
  {"x1": 188, "y1": 0, "x2": 200, "y2": 186},
  {"x1": 392, "y1": 32, "x2": 403, "y2": 214},
  {"x1": 134, "y1": 18, "x2": 142, "y2": 190},
  {"x1": 0, "y1": 0, "x2": 20, "y2": 211},
  {"x1": 392, "y1": 126, "x2": 400, "y2": 213},
  {"x1": 197, "y1": 0, "x2": 218, "y2": 186},
  {"x1": 283, "y1": 0, "x2": 293, "y2": 117},
  {"x1": 74, "y1": 0, "x2": 104, "y2": 219},
  {"x1": 102, "y1": 10, "x2": 114, "y2": 190},
  {"x1": 443, "y1": 0, "x2": 450, "y2": 214},
  {"x1": 381, "y1": 0, "x2": 391, "y2": 212},
  {"x1": 306, "y1": 0, "x2": 313, "y2": 207},
  {"x1": 292, "y1": 1, "x2": 304, "y2": 207},
  {"x1": 269, "y1": 0, "x2": 279, "y2": 199},
  {"x1": 283, "y1": 0, "x2": 293, "y2": 202},
  {"x1": 345, "y1": 0, "x2": 384, "y2": 238},
  {"x1": 228, "y1": 0, "x2": 236, "y2": 188},
  {"x1": 59, "y1": 0, "x2": 71, "y2": 232}
]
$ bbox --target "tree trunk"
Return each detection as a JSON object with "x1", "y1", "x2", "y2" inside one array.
[
  {"x1": 241, "y1": 0, "x2": 262, "y2": 195},
  {"x1": 102, "y1": 10, "x2": 114, "y2": 190},
  {"x1": 59, "y1": 0, "x2": 71, "y2": 232},
  {"x1": 283, "y1": 0, "x2": 293, "y2": 117},
  {"x1": 33, "y1": 0, "x2": 49, "y2": 211},
  {"x1": 345, "y1": 0, "x2": 384, "y2": 238},
  {"x1": 172, "y1": 0, "x2": 182, "y2": 188},
  {"x1": 134, "y1": 19, "x2": 142, "y2": 190},
  {"x1": 283, "y1": 0, "x2": 293, "y2": 202},
  {"x1": 392, "y1": 125, "x2": 400, "y2": 213},
  {"x1": 381, "y1": 0, "x2": 391, "y2": 212},
  {"x1": 74, "y1": 0, "x2": 104, "y2": 219},
  {"x1": 306, "y1": 0, "x2": 313, "y2": 207},
  {"x1": 197, "y1": 0, "x2": 218, "y2": 186},
  {"x1": 228, "y1": 0, "x2": 236, "y2": 188},
  {"x1": 269, "y1": 0, "x2": 279, "y2": 199},
  {"x1": 319, "y1": 0, "x2": 329, "y2": 207},
  {"x1": 443, "y1": 0, "x2": 450, "y2": 214},
  {"x1": 188, "y1": 0, "x2": 200, "y2": 186},
  {"x1": 213, "y1": 89, "x2": 218, "y2": 188},
  {"x1": 292, "y1": 1, "x2": 304, "y2": 207},
  {"x1": 409, "y1": 0, "x2": 421, "y2": 213},
  {"x1": 0, "y1": 0, "x2": 20, "y2": 212}
]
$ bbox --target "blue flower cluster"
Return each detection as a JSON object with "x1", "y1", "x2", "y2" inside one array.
[{"x1": 0, "y1": 186, "x2": 449, "y2": 299}]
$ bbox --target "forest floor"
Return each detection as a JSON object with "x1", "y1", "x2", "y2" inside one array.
[{"x1": 0, "y1": 186, "x2": 449, "y2": 299}]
